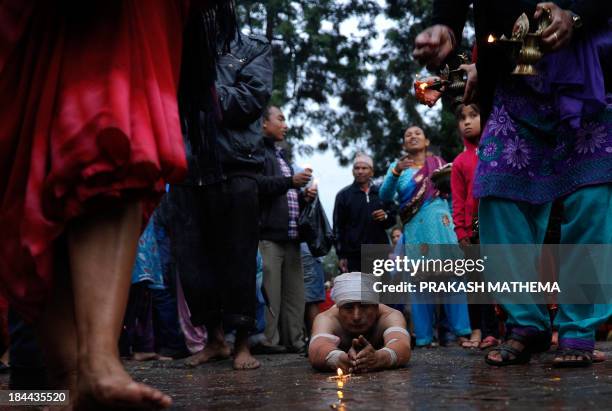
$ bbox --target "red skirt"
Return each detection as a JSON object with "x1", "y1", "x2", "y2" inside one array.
[{"x1": 0, "y1": 0, "x2": 188, "y2": 321}]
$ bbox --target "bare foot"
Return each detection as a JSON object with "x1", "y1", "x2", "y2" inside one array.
[
  {"x1": 233, "y1": 330, "x2": 260, "y2": 371},
  {"x1": 78, "y1": 354, "x2": 172, "y2": 409},
  {"x1": 184, "y1": 342, "x2": 231, "y2": 368},
  {"x1": 0, "y1": 349, "x2": 9, "y2": 365},
  {"x1": 233, "y1": 348, "x2": 260, "y2": 371},
  {"x1": 461, "y1": 339, "x2": 480, "y2": 349},
  {"x1": 132, "y1": 352, "x2": 158, "y2": 361},
  {"x1": 479, "y1": 336, "x2": 500, "y2": 350},
  {"x1": 461, "y1": 330, "x2": 481, "y2": 349},
  {"x1": 593, "y1": 350, "x2": 606, "y2": 363}
]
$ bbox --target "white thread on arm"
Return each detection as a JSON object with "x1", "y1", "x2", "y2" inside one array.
[
  {"x1": 310, "y1": 333, "x2": 341, "y2": 345},
  {"x1": 383, "y1": 326, "x2": 409, "y2": 337},
  {"x1": 325, "y1": 350, "x2": 344, "y2": 369},
  {"x1": 380, "y1": 347, "x2": 398, "y2": 366}
]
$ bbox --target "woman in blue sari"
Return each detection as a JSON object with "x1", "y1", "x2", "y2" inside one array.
[{"x1": 380, "y1": 126, "x2": 471, "y2": 347}]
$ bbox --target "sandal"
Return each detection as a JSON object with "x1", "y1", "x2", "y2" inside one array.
[
  {"x1": 552, "y1": 348, "x2": 593, "y2": 368},
  {"x1": 485, "y1": 341, "x2": 532, "y2": 366},
  {"x1": 485, "y1": 326, "x2": 550, "y2": 367},
  {"x1": 552, "y1": 338, "x2": 595, "y2": 368}
]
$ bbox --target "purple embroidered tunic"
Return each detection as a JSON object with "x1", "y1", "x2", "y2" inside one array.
[{"x1": 474, "y1": 25, "x2": 612, "y2": 204}]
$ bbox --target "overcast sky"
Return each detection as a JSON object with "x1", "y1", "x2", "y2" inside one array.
[{"x1": 292, "y1": 10, "x2": 441, "y2": 217}]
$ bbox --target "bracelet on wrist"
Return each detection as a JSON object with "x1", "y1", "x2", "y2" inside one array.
[{"x1": 392, "y1": 167, "x2": 401, "y2": 177}]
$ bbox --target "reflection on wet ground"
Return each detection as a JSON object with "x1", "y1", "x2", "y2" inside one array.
[{"x1": 1, "y1": 342, "x2": 610, "y2": 410}]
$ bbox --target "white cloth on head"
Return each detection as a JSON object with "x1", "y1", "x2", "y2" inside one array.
[
  {"x1": 331, "y1": 272, "x2": 379, "y2": 308},
  {"x1": 354, "y1": 153, "x2": 374, "y2": 169}
]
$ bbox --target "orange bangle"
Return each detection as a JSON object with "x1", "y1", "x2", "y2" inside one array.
[{"x1": 391, "y1": 167, "x2": 401, "y2": 177}]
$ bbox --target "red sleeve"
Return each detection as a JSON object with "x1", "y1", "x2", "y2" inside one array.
[{"x1": 451, "y1": 157, "x2": 469, "y2": 241}]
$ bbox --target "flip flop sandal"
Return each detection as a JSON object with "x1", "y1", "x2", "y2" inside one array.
[
  {"x1": 552, "y1": 348, "x2": 593, "y2": 368},
  {"x1": 485, "y1": 342, "x2": 532, "y2": 366},
  {"x1": 484, "y1": 326, "x2": 550, "y2": 366}
]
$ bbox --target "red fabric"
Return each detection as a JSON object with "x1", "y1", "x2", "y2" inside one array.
[
  {"x1": 451, "y1": 138, "x2": 479, "y2": 241},
  {"x1": 319, "y1": 289, "x2": 334, "y2": 313},
  {"x1": 0, "y1": 0, "x2": 188, "y2": 321}
]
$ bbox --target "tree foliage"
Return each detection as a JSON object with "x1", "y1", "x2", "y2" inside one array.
[{"x1": 238, "y1": 0, "x2": 471, "y2": 173}]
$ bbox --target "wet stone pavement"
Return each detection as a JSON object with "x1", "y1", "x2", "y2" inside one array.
[{"x1": 1, "y1": 342, "x2": 611, "y2": 410}]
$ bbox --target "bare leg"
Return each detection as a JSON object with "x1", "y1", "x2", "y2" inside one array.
[
  {"x1": 68, "y1": 201, "x2": 171, "y2": 409},
  {"x1": 184, "y1": 324, "x2": 230, "y2": 367},
  {"x1": 35, "y1": 270, "x2": 78, "y2": 396},
  {"x1": 233, "y1": 329, "x2": 260, "y2": 370}
]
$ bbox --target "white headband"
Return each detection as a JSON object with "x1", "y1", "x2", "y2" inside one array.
[{"x1": 331, "y1": 272, "x2": 379, "y2": 307}]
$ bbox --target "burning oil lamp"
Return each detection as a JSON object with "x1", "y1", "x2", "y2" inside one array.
[
  {"x1": 330, "y1": 368, "x2": 348, "y2": 410},
  {"x1": 328, "y1": 367, "x2": 351, "y2": 382},
  {"x1": 414, "y1": 53, "x2": 468, "y2": 107},
  {"x1": 488, "y1": 9, "x2": 552, "y2": 76},
  {"x1": 414, "y1": 77, "x2": 446, "y2": 107}
]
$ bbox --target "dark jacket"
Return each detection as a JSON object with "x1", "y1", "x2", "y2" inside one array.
[
  {"x1": 333, "y1": 182, "x2": 397, "y2": 259},
  {"x1": 179, "y1": 31, "x2": 273, "y2": 186},
  {"x1": 257, "y1": 136, "x2": 301, "y2": 242},
  {"x1": 431, "y1": 0, "x2": 612, "y2": 123},
  {"x1": 216, "y1": 33, "x2": 273, "y2": 174}
]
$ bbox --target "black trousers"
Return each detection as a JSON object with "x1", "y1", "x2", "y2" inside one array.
[{"x1": 168, "y1": 177, "x2": 259, "y2": 331}]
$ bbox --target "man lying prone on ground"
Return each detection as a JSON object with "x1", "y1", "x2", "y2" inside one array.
[{"x1": 308, "y1": 272, "x2": 411, "y2": 373}]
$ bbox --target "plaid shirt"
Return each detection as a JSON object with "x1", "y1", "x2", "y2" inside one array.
[{"x1": 275, "y1": 147, "x2": 299, "y2": 239}]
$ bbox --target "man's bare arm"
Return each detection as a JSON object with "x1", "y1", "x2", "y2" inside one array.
[
  {"x1": 378, "y1": 310, "x2": 411, "y2": 368},
  {"x1": 308, "y1": 312, "x2": 351, "y2": 372}
]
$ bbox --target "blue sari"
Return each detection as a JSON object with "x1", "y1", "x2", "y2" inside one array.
[
  {"x1": 379, "y1": 159, "x2": 457, "y2": 245},
  {"x1": 380, "y1": 158, "x2": 470, "y2": 346}
]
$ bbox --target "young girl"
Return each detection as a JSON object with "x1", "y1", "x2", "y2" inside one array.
[{"x1": 451, "y1": 104, "x2": 500, "y2": 350}]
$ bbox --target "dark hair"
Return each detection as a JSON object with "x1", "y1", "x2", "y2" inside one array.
[
  {"x1": 263, "y1": 105, "x2": 279, "y2": 121},
  {"x1": 454, "y1": 103, "x2": 480, "y2": 120}
]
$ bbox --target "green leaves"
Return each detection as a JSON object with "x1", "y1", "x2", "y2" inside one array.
[{"x1": 239, "y1": 1, "x2": 472, "y2": 174}]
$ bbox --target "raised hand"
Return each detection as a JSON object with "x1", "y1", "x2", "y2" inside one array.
[
  {"x1": 394, "y1": 155, "x2": 414, "y2": 173},
  {"x1": 413, "y1": 25, "x2": 456, "y2": 70},
  {"x1": 534, "y1": 2, "x2": 574, "y2": 51},
  {"x1": 292, "y1": 170, "x2": 312, "y2": 188}
]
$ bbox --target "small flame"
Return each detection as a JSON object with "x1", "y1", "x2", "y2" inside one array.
[
  {"x1": 487, "y1": 34, "x2": 496, "y2": 43},
  {"x1": 337, "y1": 380, "x2": 344, "y2": 389},
  {"x1": 337, "y1": 391, "x2": 344, "y2": 400},
  {"x1": 337, "y1": 368, "x2": 343, "y2": 377},
  {"x1": 419, "y1": 82, "x2": 428, "y2": 90}
]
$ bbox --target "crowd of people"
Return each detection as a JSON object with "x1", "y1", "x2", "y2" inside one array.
[{"x1": 0, "y1": 0, "x2": 610, "y2": 409}]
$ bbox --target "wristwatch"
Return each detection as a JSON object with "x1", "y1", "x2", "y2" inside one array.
[{"x1": 568, "y1": 11, "x2": 583, "y2": 29}]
